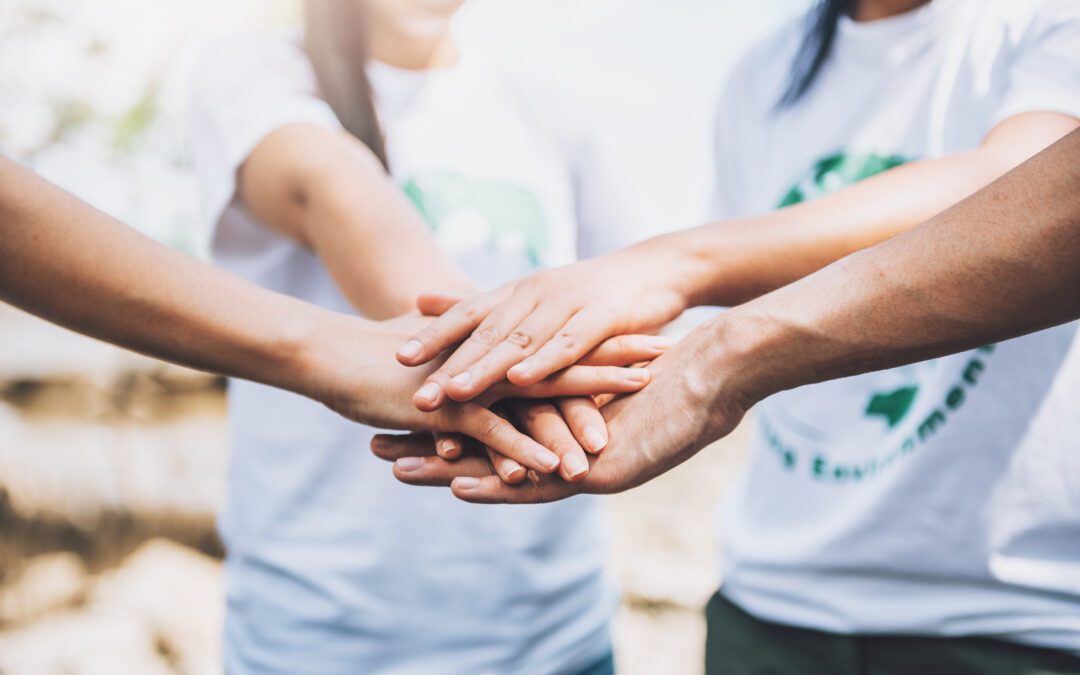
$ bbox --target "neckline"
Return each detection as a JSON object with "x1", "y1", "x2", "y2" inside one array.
[{"x1": 836, "y1": 0, "x2": 955, "y2": 45}]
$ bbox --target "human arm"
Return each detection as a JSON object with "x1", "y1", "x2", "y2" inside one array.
[
  {"x1": 399, "y1": 111, "x2": 1078, "y2": 405},
  {"x1": 236, "y1": 122, "x2": 475, "y2": 319},
  {"x1": 381, "y1": 125, "x2": 1080, "y2": 502},
  {"x1": 0, "y1": 157, "x2": 657, "y2": 470}
]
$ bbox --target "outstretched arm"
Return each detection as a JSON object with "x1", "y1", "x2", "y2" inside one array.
[
  {"x1": 0, "y1": 157, "x2": 653, "y2": 465},
  {"x1": 384, "y1": 126, "x2": 1080, "y2": 503}
]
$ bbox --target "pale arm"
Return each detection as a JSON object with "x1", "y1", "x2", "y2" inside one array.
[
  {"x1": 401, "y1": 112, "x2": 1078, "y2": 403},
  {"x1": 0, "y1": 157, "x2": 649, "y2": 466}
]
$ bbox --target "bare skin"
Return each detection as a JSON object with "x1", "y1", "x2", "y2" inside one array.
[
  {"x1": 0, "y1": 157, "x2": 655, "y2": 467},
  {"x1": 381, "y1": 126, "x2": 1080, "y2": 502}
]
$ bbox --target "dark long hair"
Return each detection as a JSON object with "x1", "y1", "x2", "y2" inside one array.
[
  {"x1": 304, "y1": 0, "x2": 389, "y2": 169},
  {"x1": 779, "y1": 0, "x2": 856, "y2": 107}
]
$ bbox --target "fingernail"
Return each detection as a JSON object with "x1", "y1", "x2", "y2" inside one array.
[
  {"x1": 626, "y1": 368, "x2": 650, "y2": 383},
  {"x1": 564, "y1": 454, "x2": 589, "y2": 480},
  {"x1": 396, "y1": 457, "x2": 424, "y2": 472},
  {"x1": 416, "y1": 382, "x2": 441, "y2": 402},
  {"x1": 583, "y1": 427, "x2": 607, "y2": 453},
  {"x1": 508, "y1": 361, "x2": 532, "y2": 379},
  {"x1": 646, "y1": 335, "x2": 674, "y2": 350},
  {"x1": 534, "y1": 448, "x2": 561, "y2": 472},
  {"x1": 398, "y1": 340, "x2": 423, "y2": 360},
  {"x1": 506, "y1": 466, "x2": 526, "y2": 482},
  {"x1": 437, "y1": 438, "x2": 458, "y2": 457},
  {"x1": 454, "y1": 477, "x2": 480, "y2": 490},
  {"x1": 450, "y1": 371, "x2": 472, "y2": 388}
]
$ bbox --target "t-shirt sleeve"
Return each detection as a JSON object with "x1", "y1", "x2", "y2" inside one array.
[
  {"x1": 187, "y1": 33, "x2": 344, "y2": 243},
  {"x1": 991, "y1": 0, "x2": 1080, "y2": 127}
]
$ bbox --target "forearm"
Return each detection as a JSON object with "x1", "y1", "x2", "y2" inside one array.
[
  {"x1": 709, "y1": 127, "x2": 1080, "y2": 404},
  {"x1": 240, "y1": 125, "x2": 475, "y2": 320},
  {"x1": 302, "y1": 167, "x2": 476, "y2": 318},
  {"x1": 670, "y1": 112, "x2": 1078, "y2": 308},
  {"x1": 0, "y1": 157, "x2": 347, "y2": 399}
]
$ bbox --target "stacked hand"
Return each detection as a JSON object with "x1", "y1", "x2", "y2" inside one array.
[
  {"x1": 375, "y1": 317, "x2": 753, "y2": 502},
  {"x1": 308, "y1": 312, "x2": 672, "y2": 481},
  {"x1": 394, "y1": 235, "x2": 701, "y2": 409}
]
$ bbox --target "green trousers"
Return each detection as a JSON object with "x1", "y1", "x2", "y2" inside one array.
[{"x1": 706, "y1": 592, "x2": 1080, "y2": 675}]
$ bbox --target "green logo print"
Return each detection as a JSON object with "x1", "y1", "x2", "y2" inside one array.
[
  {"x1": 865, "y1": 386, "x2": 919, "y2": 428},
  {"x1": 778, "y1": 152, "x2": 907, "y2": 208},
  {"x1": 404, "y1": 171, "x2": 549, "y2": 266}
]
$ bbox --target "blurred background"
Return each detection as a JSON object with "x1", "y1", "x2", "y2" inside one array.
[{"x1": 0, "y1": 1, "x2": 806, "y2": 672}]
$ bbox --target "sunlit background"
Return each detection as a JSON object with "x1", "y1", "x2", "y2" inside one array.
[{"x1": 0, "y1": 1, "x2": 806, "y2": 672}]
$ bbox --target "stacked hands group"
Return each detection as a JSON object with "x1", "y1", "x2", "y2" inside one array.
[{"x1": 364, "y1": 258, "x2": 751, "y2": 505}]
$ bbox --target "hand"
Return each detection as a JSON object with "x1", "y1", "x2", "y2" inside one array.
[
  {"x1": 302, "y1": 313, "x2": 666, "y2": 476},
  {"x1": 433, "y1": 395, "x2": 605, "y2": 484},
  {"x1": 396, "y1": 235, "x2": 699, "y2": 410},
  {"x1": 376, "y1": 317, "x2": 756, "y2": 502}
]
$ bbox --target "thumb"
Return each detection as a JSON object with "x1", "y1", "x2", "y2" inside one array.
[{"x1": 417, "y1": 291, "x2": 471, "y2": 317}]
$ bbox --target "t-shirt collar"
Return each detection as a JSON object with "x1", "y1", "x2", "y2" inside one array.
[{"x1": 835, "y1": 0, "x2": 958, "y2": 58}]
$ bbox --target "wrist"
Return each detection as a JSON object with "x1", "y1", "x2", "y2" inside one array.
[
  {"x1": 279, "y1": 305, "x2": 369, "y2": 404},
  {"x1": 650, "y1": 226, "x2": 736, "y2": 309},
  {"x1": 694, "y1": 305, "x2": 797, "y2": 411},
  {"x1": 623, "y1": 231, "x2": 709, "y2": 312}
]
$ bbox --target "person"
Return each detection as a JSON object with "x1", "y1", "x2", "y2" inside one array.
[
  {"x1": 0, "y1": 155, "x2": 631, "y2": 447},
  {"x1": 187, "y1": 0, "x2": 661, "y2": 672},
  {"x1": 393, "y1": 0, "x2": 1080, "y2": 672}
]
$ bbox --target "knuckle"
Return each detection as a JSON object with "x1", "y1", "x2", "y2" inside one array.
[
  {"x1": 506, "y1": 330, "x2": 533, "y2": 349},
  {"x1": 472, "y1": 325, "x2": 502, "y2": 348},
  {"x1": 450, "y1": 302, "x2": 478, "y2": 322},
  {"x1": 412, "y1": 326, "x2": 439, "y2": 345},
  {"x1": 479, "y1": 416, "x2": 504, "y2": 440},
  {"x1": 555, "y1": 331, "x2": 577, "y2": 353}
]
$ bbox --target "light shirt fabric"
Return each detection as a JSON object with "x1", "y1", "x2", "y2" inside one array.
[
  {"x1": 189, "y1": 32, "x2": 614, "y2": 675},
  {"x1": 711, "y1": 0, "x2": 1080, "y2": 654}
]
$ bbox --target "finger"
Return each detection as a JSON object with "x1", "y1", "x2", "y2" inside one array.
[
  {"x1": 576, "y1": 334, "x2": 674, "y2": 367},
  {"x1": 511, "y1": 365, "x2": 651, "y2": 399},
  {"x1": 453, "y1": 404, "x2": 561, "y2": 474},
  {"x1": 410, "y1": 298, "x2": 536, "y2": 411},
  {"x1": 432, "y1": 431, "x2": 465, "y2": 460},
  {"x1": 442, "y1": 307, "x2": 570, "y2": 402},
  {"x1": 416, "y1": 291, "x2": 471, "y2": 317},
  {"x1": 485, "y1": 446, "x2": 527, "y2": 484},
  {"x1": 450, "y1": 475, "x2": 579, "y2": 504},
  {"x1": 397, "y1": 288, "x2": 508, "y2": 366},
  {"x1": 518, "y1": 403, "x2": 590, "y2": 482},
  {"x1": 506, "y1": 312, "x2": 619, "y2": 386},
  {"x1": 556, "y1": 397, "x2": 608, "y2": 454},
  {"x1": 393, "y1": 455, "x2": 494, "y2": 487},
  {"x1": 371, "y1": 432, "x2": 438, "y2": 461}
]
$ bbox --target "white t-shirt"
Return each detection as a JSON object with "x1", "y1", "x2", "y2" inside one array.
[
  {"x1": 189, "y1": 32, "x2": 614, "y2": 675},
  {"x1": 711, "y1": 0, "x2": 1080, "y2": 653}
]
